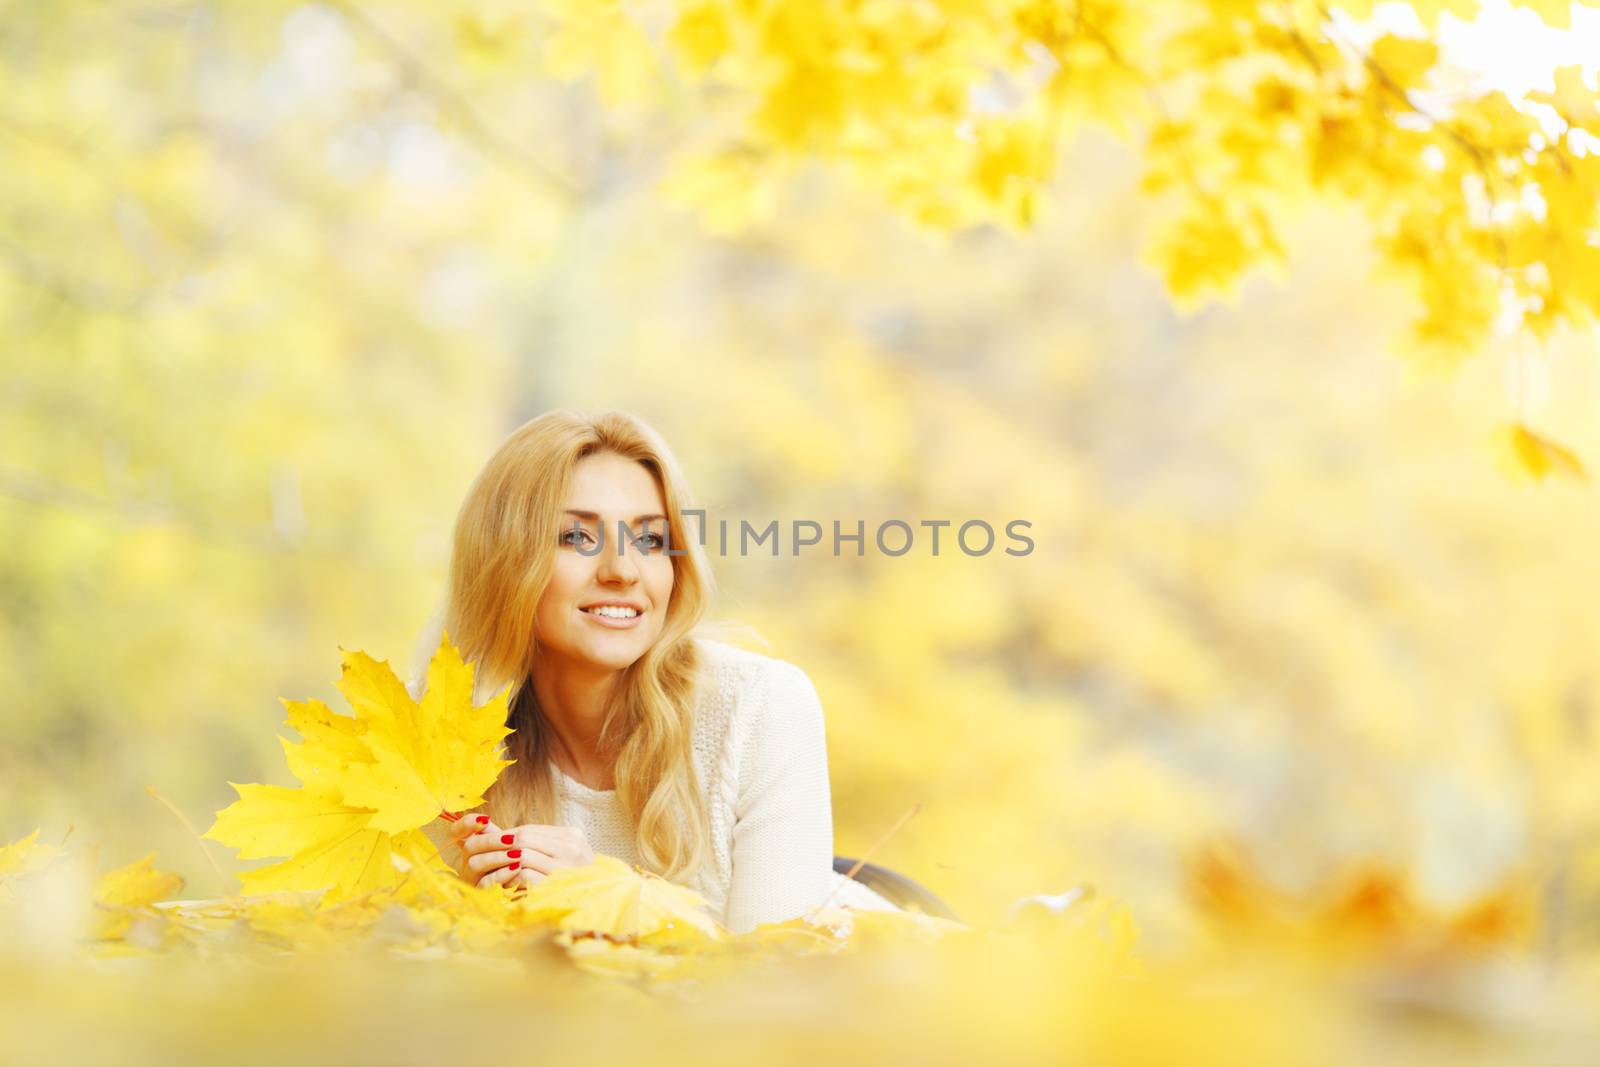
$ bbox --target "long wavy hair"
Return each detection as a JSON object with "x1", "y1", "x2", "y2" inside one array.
[{"x1": 437, "y1": 409, "x2": 718, "y2": 884}]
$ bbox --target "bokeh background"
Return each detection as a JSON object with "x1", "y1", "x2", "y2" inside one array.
[{"x1": 6, "y1": 0, "x2": 1600, "y2": 966}]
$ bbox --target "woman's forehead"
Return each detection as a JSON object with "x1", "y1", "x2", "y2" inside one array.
[{"x1": 564, "y1": 454, "x2": 665, "y2": 515}]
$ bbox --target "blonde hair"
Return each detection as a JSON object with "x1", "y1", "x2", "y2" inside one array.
[{"x1": 441, "y1": 409, "x2": 716, "y2": 884}]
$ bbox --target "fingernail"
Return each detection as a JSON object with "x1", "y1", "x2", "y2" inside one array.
[
  {"x1": 507, "y1": 849, "x2": 523, "y2": 859},
  {"x1": 475, "y1": 815, "x2": 491, "y2": 826},
  {"x1": 509, "y1": 863, "x2": 520, "y2": 872},
  {"x1": 501, "y1": 834, "x2": 514, "y2": 845}
]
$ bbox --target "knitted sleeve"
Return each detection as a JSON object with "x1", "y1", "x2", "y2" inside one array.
[{"x1": 722, "y1": 659, "x2": 837, "y2": 935}]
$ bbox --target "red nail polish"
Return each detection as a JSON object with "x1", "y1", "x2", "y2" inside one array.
[
  {"x1": 509, "y1": 863, "x2": 520, "y2": 872},
  {"x1": 507, "y1": 849, "x2": 523, "y2": 859},
  {"x1": 475, "y1": 815, "x2": 490, "y2": 826},
  {"x1": 501, "y1": 834, "x2": 514, "y2": 845}
]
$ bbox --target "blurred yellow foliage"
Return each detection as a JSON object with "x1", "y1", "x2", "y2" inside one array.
[
  {"x1": 527, "y1": 0, "x2": 1600, "y2": 393},
  {"x1": 8, "y1": 1, "x2": 1600, "y2": 1060},
  {"x1": 1492, "y1": 422, "x2": 1590, "y2": 483}
]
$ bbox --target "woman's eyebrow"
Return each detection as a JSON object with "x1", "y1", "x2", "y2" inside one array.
[{"x1": 563, "y1": 509, "x2": 668, "y2": 524}]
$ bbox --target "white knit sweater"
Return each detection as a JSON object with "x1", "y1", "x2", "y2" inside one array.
[{"x1": 405, "y1": 620, "x2": 901, "y2": 933}]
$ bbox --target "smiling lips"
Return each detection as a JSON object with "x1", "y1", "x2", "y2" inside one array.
[{"x1": 580, "y1": 603, "x2": 644, "y2": 628}]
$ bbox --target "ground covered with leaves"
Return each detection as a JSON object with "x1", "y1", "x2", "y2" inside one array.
[{"x1": 4, "y1": 637, "x2": 1599, "y2": 1064}]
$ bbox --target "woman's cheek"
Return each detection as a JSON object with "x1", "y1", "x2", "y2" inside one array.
[{"x1": 652, "y1": 564, "x2": 674, "y2": 612}]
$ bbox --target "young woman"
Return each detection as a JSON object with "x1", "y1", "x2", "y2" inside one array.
[{"x1": 405, "y1": 409, "x2": 899, "y2": 933}]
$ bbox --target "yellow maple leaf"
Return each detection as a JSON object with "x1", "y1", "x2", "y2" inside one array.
[
  {"x1": 0, "y1": 829, "x2": 59, "y2": 880},
  {"x1": 1492, "y1": 423, "x2": 1590, "y2": 484},
  {"x1": 731, "y1": 914, "x2": 849, "y2": 955},
  {"x1": 559, "y1": 932, "x2": 691, "y2": 980},
  {"x1": 336, "y1": 636, "x2": 514, "y2": 833},
  {"x1": 204, "y1": 633, "x2": 514, "y2": 898},
  {"x1": 207, "y1": 781, "x2": 394, "y2": 896},
  {"x1": 91, "y1": 854, "x2": 185, "y2": 940},
  {"x1": 390, "y1": 836, "x2": 508, "y2": 917},
  {"x1": 234, "y1": 826, "x2": 451, "y2": 902},
  {"x1": 278, "y1": 697, "x2": 370, "y2": 791},
  {"x1": 518, "y1": 854, "x2": 724, "y2": 947}
]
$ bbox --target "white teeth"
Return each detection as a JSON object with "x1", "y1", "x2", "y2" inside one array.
[{"x1": 585, "y1": 606, "x2": 639, "y2": 618}]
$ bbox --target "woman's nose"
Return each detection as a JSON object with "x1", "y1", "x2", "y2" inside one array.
[{"x1": 594, "y1": 532, "x2": 640, "y2": 583}]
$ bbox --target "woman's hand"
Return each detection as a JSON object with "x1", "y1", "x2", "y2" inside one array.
[{"x1": 450, "y1": 816, "x2": 596, "y2": 890}]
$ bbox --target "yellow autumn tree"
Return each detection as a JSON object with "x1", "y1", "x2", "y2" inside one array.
[{"x1": 528, "y1": 0, "x2": 1600, "y2": 464}]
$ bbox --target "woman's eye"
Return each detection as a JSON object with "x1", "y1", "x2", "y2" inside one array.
[
  {"x1": 559, "y1": 528, "x2": 595, "y2": 547},
  {"x1": 638, "y1": 532, "x2": 666, "y2": 551}
]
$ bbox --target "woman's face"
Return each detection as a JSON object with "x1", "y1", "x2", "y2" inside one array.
[{"x1": 533, "y1": 452, "x2": 675, "y2": 674}]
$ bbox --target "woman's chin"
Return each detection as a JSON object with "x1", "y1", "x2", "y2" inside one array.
[{"x1": 577, "y1": 637, "x2": 648, "y2": 671}]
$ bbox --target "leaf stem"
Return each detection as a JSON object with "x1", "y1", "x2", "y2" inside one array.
[
  {"x1": 145, "y1": 785, "x2": 229, "y2": 885},
  {"x1": 813, "y1": 802, "x2": 923, "y2": 915}
]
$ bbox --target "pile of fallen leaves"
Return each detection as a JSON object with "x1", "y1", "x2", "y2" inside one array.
[{"x1": 4, "y1": 637, "x2": 1598, "y2": 1065}]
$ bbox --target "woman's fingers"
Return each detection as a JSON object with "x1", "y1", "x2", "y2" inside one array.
[
  {"x1": 450, "y1": 816, "x2": 502, "y2": 882},
  {"x1": 450, "y1": 813, "x2": 498, "y2": 848},
  {"x1": 474, "y1": 862, "x2": 521, "y2": 890},
  {"x1": 456, "y1": 824, "x2": 592, "y2": 875},
  {"x1": 456, "y1": 824, "x2": 522, "y2": 858},
  {"x1": 464, "y1": 846, "x2": 555, "y2": 876},
  {"x1": 459, "y1": 830, "x2": 524, "y2": 857}
]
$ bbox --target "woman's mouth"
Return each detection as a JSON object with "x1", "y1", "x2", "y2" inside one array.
[{"x1": 579, "y1": 605, "x2": 643, "y2": 629}]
